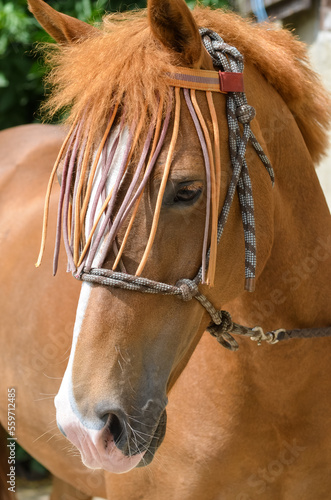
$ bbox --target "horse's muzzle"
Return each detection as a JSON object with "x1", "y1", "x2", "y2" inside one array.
[
  {"x1": 100, "y1": 405, "x2": 167, "y2": 463},
  {"x1": 55, "y1": 387, "x2": 168, "y2": 472}
]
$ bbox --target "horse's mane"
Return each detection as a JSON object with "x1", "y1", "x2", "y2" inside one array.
[
  {"x1": 195, "y1": 9, "x2": 330, "y2": 164},
  {"x1": 42, "y1": 7, "x2": 330, "y2": 164}
]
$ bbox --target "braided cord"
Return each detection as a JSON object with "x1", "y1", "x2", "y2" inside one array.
[{"x1": 199, "y1": 28, "x2": 274, "y2": 290}]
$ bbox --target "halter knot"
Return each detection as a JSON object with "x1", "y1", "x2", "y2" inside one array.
[
  {"x1": 207, "y1": 310, "x2": 239, "y2": 351},
  {"x1": 212, "y1": 309, "x2": 233, "y2": 330},
  {"x1": 176, "y1": 279, "x2": 199, "y2": 301},
  {"x1": 236, "y1": 104, "x2": 256, "y2": 124}
]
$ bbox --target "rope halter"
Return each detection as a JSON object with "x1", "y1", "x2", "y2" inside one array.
[{"x1": 37, "y1": 28, "x2": 275, "y2": 351}]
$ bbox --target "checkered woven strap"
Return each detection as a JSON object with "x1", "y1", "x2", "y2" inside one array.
[{"x1": 167, "y1": 67, "x2": 244, "y2": 93}]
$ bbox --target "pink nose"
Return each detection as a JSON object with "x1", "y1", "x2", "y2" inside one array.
[{"x1": 55, "y1": 392, "x2": 145, "y2": 473}]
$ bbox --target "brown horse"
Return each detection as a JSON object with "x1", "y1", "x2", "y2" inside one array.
[{"x1": 1, "y1": 0, "x2": 331, "y2": 498}]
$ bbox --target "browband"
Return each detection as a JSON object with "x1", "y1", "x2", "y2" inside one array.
[{"x1": 167, "y1": 67, "x2": 244, "y2": 93}]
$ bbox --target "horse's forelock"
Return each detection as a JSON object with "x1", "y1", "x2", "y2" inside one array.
[
  {"x1": 40, "y1": 7, "x2": 330, "y2": 164},
  {"x1": 40, "y1": 14, "x2": 177, "y2": 147}
]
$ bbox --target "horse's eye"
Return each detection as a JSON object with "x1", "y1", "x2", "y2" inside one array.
[
  {"x1": 174, "y1": 183, "x2": 202, "y2": 203},
  {"x1": 162, "y1": 180, "x2": 203, "y2": 207}
]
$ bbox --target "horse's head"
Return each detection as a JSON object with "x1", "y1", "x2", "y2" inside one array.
[{"x1": 30, "y1": 0, "x2": 275, "y2": 472}]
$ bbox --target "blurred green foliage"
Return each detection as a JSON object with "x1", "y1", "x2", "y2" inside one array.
[
  {"x1": 16, "y1": 442, "x2": 49, "y2": 479},
  {"x1": 0, "y1": 0, "x2": 229, "y2": 130}
]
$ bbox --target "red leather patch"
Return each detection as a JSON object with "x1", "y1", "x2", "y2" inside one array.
[{"x1": 219, "y1": 72, "x2": 244, "y2": 92}]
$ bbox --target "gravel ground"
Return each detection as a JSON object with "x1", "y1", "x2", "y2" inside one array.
[
  {"x1": 17, "y1": 480, "x2": 104, "y2": 500},
  {"x1": 17, "y1": 482, "x2": 52, "y2": 500}
]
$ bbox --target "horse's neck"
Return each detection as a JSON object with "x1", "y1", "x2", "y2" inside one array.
[{"x1": 231, "y1": 130, "x2": 331, "y2": 334}]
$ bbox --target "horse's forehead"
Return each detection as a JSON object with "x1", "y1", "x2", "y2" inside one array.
[
  {"x1": 155, "y1": 148, "x2": 205, "y2": 183},
  {"x1": 155, "y1": 129, "x2": 204, "y2": 181}
]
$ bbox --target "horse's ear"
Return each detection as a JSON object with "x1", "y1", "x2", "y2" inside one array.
[
  {"x1": 148, "y1": 0, "x2": 202, "y2": 66},
  {"x1": 28, "y1": 0, "x2": 98, "y2": 44}
]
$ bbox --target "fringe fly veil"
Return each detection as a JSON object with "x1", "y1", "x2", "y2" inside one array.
[
  {"x1": 33, "y1": 3, "x2": 331, "y2": 293},
  {"x1": 36, "y1": 85, "x2": 223, "y2": 287}
]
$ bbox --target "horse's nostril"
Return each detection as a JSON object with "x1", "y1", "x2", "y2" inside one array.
[{"x1": 108, "y1": 414, "x2": 123, "y2": 445}]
